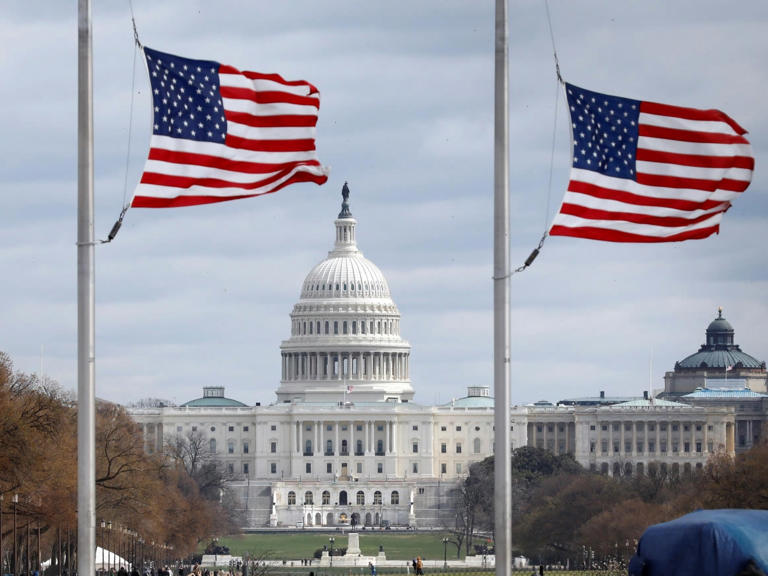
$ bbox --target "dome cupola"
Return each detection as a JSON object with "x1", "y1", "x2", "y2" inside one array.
[{"x1": 705, "y1": 307, "x2": 735, "y2": 348}]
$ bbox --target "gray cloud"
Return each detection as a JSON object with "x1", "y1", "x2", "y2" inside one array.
[{"x1": 1, "y1": 1, "x2": 766, "y2": 408}]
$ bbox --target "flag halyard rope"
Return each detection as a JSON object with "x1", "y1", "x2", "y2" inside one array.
[{"x1": 100, "y1": 2, "x2": 141, "y2": 244}]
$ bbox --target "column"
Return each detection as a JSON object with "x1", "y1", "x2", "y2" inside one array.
[
  {"x1": 392, "y1": 420, "x2": 397, "y2": 454},
  {"x1": 335, "y1": 422, "x2": 340, "y2": 456},
  {"x1": 386, "y1": 421, "x2": 391, "y2": 454},
  {"x1": 315, "y1": 421, "x2": 320, "y2": 455},
  {"x1": 351, "y1": 421, "x2": 355, "y2": 455},
  {"x1": 703, "y1": 420, "x2": 709, "y2": 452},
  {"x1": 620, "y1": 421, "x2": 625, "y2": 456},
  {"x1": 365, "y1": 420, "x2": 370, "y2": 454}
]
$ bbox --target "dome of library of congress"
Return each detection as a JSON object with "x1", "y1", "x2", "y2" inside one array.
[{"x1": 275, "y1": 183, "x2": 414, "y2": 403}]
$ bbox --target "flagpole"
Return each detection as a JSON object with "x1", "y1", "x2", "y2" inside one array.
[
  {"x1": 493, "y1": 1, "x2": 512, "y2": 575},
  {"x1": 77, "y1": 2, "x2": 96, "y2": 576}
]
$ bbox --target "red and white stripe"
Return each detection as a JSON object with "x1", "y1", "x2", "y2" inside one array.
[
  {"x1": 550, "y1": 101, "x2": 754, "y2": 243},
  {"x1": 132, "y1": 65, "x2": 328, "y2": 208}
]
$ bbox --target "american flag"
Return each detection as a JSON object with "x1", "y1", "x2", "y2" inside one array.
[
  {"x1": 132, "y1": 47, "x2": 328, "y2": 208},
  {"x1": 549, "y1": 83, "x2": 754, "y2": 242}
]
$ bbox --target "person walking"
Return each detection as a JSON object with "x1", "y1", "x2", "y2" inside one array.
[
  {"x1": 368, "y1": 561, "x2": 376, "y2": 575},
  {"x1": 416, "y1": 556, "x2": 424, "y2": 575}
]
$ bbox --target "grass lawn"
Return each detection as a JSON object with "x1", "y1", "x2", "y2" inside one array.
[{"x1": 214, "y1": 531, "x2": 471, "y2": 561}]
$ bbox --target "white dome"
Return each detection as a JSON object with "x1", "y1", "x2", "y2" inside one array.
[
  {"x1": 276, "y1": 183, "x2": 414, "y2": 404},
  {"x1": 301, "y1": 253, "x2": 390, "y2": 300}
]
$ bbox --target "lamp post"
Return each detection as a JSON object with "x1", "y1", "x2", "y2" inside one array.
[
  {"x1": 100, "y1": 521, "x2": 106, "y2": 570},
  {"x1": 442, "y1": 537, "x2": 449, "y2": 569},
  {"x1": 1, "y1": 494, "x2": 4, "y2": 576},
  {"x1": 12, "y1": 494, "x2": 19, "y2": 576},
  {"x1": 328, "y1": 537, "x2": 335, "y2": 567},
  {"x1": 107, "y1": 521, "x2": 113, "y2": 573}
]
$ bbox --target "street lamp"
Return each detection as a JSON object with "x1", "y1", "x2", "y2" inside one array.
[
  {"x1": 0, "y1": 494, "x2": 4, "y2": 576},
  {"x1": 107, "y1": 521, "x2": 113, "y2": 573},
  {"x1": 442, "y1": 537, "x2": 449, "y2": 569},
  {"x1": 12, "y1": 494, "x2": 18, "y2": 576},
  {"x1": 328, "y1": 537, "x2": 335, "y2": 567}
]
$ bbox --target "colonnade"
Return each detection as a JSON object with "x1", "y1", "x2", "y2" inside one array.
[
  {"x1": 281, "y1": 351, "x2": 409, "y2": 382},
  {"x1": 289, "y1": 419, "x2": 400, "y2": 457}
]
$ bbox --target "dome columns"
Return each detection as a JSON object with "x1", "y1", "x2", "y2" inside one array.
[{"x1": 280, "y1": 350, "x2": 410, "y2": 384}]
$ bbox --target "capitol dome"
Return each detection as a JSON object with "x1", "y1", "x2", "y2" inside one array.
[{"x1": 275, "y1": 183, "x2": 414, "y2": 403}]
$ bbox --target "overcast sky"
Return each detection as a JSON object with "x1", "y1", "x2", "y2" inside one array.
[{"x1": 1, "y1": 1, "x2": 767, "y2": 407}]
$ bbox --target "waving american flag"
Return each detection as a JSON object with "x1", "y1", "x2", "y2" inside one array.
[
  {"x1": 132, "y1": 47, "x2": 328, "y2": 208},
  {"x1": 550, "y1": 83, "x2": 753, "y2": 242}
]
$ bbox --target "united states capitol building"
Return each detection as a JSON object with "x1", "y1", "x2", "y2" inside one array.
[{"x1": 129, "y1": 185, "x2": 767, "y2": 529}]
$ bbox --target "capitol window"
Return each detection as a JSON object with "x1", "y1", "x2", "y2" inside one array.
[
  {"x1": 334, "y1": 321, "x2": 339, "y2": 334},
  {"x1": 325, "y1": 321, "x2": 329, "y2": 334},
  {"x1": 391, "y1": 491, "x2": 399, "y2": 505},
  {"x1": 288, "y1": 491, "x2": 296, "y2": 505}
]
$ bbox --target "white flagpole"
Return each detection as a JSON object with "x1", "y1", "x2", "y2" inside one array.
[
  {"x1": 77, "y1": 1, "x2": 96, "y2": 576},
  {"x1": 493, "y1": 0, "x2": 512, "y2": 575}
]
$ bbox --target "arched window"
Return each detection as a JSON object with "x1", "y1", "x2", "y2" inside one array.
[
  {"x1": 304, "y1": 491, "x2": 314, "y2": 505},
  {"x1": 322, "y1": 491, "x2": 331, "y2": 505},
  {"x1": 288, "y1": 491, "x2": 296, "y2": 505},
  {"x1": 391, "y1": 491, "x2": 399, "y2": 505},
  {"x1": 373, "y1": 491, "x2": 382, "y2": 505},
  {"x1": 343, "y1": 321, "x2": 348, "y2": 334},
  {"x1": 341, "y1": 439, "x2": 348, "y2": 455},
  {"x1": 473, "y1": 438, "x2": 481, "y2": 454},
  {"x1": 209, "y1": 438, "x2": 216, "y2": 453},
  {"x1": 309, "y1": 322, "x2": 313, "y2": 335},
  {"x1": 356, "y1": 491, "x2": 365, "y2": 505},
  {"x1": 356, "y1": 440, "x2": 363, "y2": 455},
  {"x1": 376, "y1": 439, "x2": 384, "y2": 455},
  {"x1": 326, "y1": 439, "x2": 333, "y2": 454},
  {"x1": 325, "y1": 321, "x2": 329, "y2": 334},
  {"x1": 334, "y1": 321, "x2": 339, "y2": 334}
]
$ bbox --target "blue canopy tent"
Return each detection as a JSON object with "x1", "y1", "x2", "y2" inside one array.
[{"x1": 629, "y1": 509, "x2": 768, "y2": 576}]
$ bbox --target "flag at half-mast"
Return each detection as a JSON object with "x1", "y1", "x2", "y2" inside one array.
[
  {"x1": 132, "y1": 47, "x2": 328, "y2": 208},
  {"x1": 549, "y1": 83, "x2": 754, "y2": 242}
]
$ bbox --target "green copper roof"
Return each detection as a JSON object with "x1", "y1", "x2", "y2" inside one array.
[
  {"x1": 181, "y1": 396, "x2": 247, "y2": 407},
  {"x1": 683, "y1": 387, "x2": 768, "y2": 399},
  {"x1": 676, "y1": 309, "x2": 765, "y2": 370},
  {"x1": 446, "y1": 395, "x2": 494, "y2": 408},
  {"x1": 612, "y1": 398, "x2": 688, "y2": 407}
]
